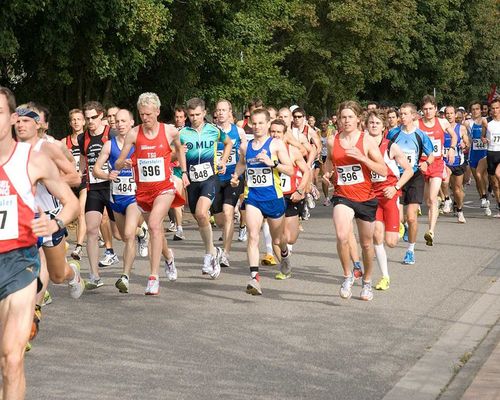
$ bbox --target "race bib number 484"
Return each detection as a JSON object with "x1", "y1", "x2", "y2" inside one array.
[
  {"x1": 336, "y1": 164, "x2": 364, "y2": 185},
  {"x1": 112, "y1": 176, "x2": 136, "y2": 196},
  {"x1": 0, "y1": 195, "x2": 19, "y2": 240}
]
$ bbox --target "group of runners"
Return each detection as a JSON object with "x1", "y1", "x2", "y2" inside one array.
[{"x1": 1, "y1": 84, "x2": 500, "y2": 398}]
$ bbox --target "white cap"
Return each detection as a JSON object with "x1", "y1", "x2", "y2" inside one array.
[
  {"x1": 439, "y1": 106, "x2": 446, "y2": 113},
  {"x1": 289, "y1": 105, "x2": 299, "y2": 113}
]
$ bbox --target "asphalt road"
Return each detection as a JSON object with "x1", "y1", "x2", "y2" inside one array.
[{"x1": 25, "y1": 187, "x2": 500, "y2": 400}]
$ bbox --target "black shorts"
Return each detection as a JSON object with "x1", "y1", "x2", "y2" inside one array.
[
  {"x1": 187, "y1": 175, "x2": 219, "y2": 214},
  {"x1": 321, "y1": 155, "x2": 327, "y2": 163},
  {"x1": 331, "y1": 196, "x2": 378, "y2": 222},
  {"x1": 284, "y1": 195, "x2": 304, "y2": 217},
  {"x1": 401, "y1": 171, "x2": 424, "y2": 205},
  {"x1": 449, "y1": 163, "x2": 467, "y2": 177},
  {"x1": 85, "y1": 189, "x2": 115, "y2": 221},
  {"x1": 212, "y1": 178, "x2": 244, "y2": 214},
  {"x1": 0, "y1": 246, "x2": 40, "y2": 301},
  {"x1": 313, "y1": 160, "x2": 321, "y2": 169},
  {"x1": 487, "y1": 151, "x2": 500, "y2": 175}
]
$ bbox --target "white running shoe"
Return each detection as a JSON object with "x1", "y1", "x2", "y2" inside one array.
[
  {"x1": 209, "y1": 248, "x2": 221, "y2": 279},
  {"x1": 137, "y1": 228, "x2": 149, "y2": 257},
  {"x1": 164, "y1": 250, "x2": 177, "y2": 281},
  {"x1": 306, "y1": 194, "x2": 316, "y2": 209},
  {"x1": 68, "y1": 261, "x2": 85, "y2": 299},
  {"x1": 219, "y1": 250, "x2": 230, "y2": 268},
  {"x1": 457, "y1": 211, "x2": 466, "y2": 224},
  {"x1": 238, "y1": 226, "x2": 247, "y2": 242},
  {"x1": 202, "y1": 254, "x2": 213, "y2": 275},
  {"x1": 167, "y1": 221, "x2": 176, "y2": 232},
  {"x1": 481, "y1": 197, "x2": 487, "y2": 208},
  {"x1": 323, "y1": 198, "x2": 331, "y2": 206},
  {"x1": 339, "y1": 275, "x2": 354, "y2": 299},
  {"x1": 115, "y1": 275, "x2": 129, "y2": 293},
  {"x1": 98, "y1": 251, "x2": 119, "y2": 268},
  {"x1": 71, "y1": 245, "x2": 83, "y2": 260},
  {"x1": 145, "y1": 276, "x2": 159, "y2": 295},
  {"x1": 485, "y1": 200, "x2": 492, "y2": 216},
  {"x1": 443, "y1": 199, "x2": 452, "y2": 213}
]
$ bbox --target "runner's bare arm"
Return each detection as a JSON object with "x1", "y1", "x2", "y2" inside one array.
[
  {"x1": 42, "y1": 141, "x2": 81, "y2": 187},
  {"x1": 218, "y1": 135, "x2": 234, "y2": 174},
  {"x1": 460, "y1": 125, "x2": 470, "y2": 150},
  {"x1": 237, "y1": 127, "x2": 248, "y2": 145},
  {"x1": 231, "y1": 142, "x2": 247, "y2": 186},
  {"x1": 115, "y1": 128, "x2": 138, "y2": 170},
  {"x1": 345, "y1": 135, "x2": 386, "y2": 176},
  {"x1": 169, "y1": 126, "x2": 189, "y2": 187},
  {"x1": 322, "y1": 136, "x2": 334, "y2": 182},
  {"x1": 93, "y1": 141, "x2": 117, "y2": 180},
  {"x1": 285, "y1": 132, "x2": 307, "y2": 156},
  {"x1": 293, "y1": 147, "x2": 311, "y2": 193},
  {"x1": 384, "y1": 143, "x2": 414, "y2": 199},
  {"x1": 272, "y1": 139, "x2": 294, "y2": 177}
]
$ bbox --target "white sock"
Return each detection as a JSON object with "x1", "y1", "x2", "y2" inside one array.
[
  {"x1": 262, "y1": 221, "x2": 273, "y2": 254},
  {"x1": 408, "y1": 242, "x2": 415, "y2": 252},
  {"x1": 374, "y1": 244, "x2": 389, "y2": 278}
]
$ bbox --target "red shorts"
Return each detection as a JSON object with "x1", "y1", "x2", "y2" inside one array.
[
  {"x1": 136, "y1": 187, "x2": 185, "y2": 213},
  {"x1": 375, "y1": 195, "x2": 400, "y2": 232},
  {"x1": 422, "y1": 158, "x2": 447, "y2": 180}
]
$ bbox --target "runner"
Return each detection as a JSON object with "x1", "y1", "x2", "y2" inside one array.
[
  {"x1": 319, "y1": 119, "x2": 332, "y2": 205},
  {"x1": 386, "y1": 108, "x2": 400, "y2": 131},
  {"x1": 0, "y1": 87, "x2": 78, "y2": 399},
  {"x1": 269, "y1": 118, "x2": 311, "y2": 279},
  {"x1": 114, "y1": 92, "x2": 187, "y2": 295},
  {"x1": 322, "y1": 101, "x2": 387, "y2": 301},
  {"x1": 230, "y1": 108, "x2": 294, "y2": 295},
  {"x1": 180, "y1": 97, "x2": 233, "y2": 278},
  {"x1": 212, "y1": 99, "x2": 246, "y2": 268},
  {"x1": 387, "y1": 103, "x2": 435, "y2": 265},
  {"x1": 482, "y1": 98, "x2": 500, "y2": 217},
  {"x1": 418, "y1": 95, "x2": 458, "y2": 246},
  {"x1": 106, "y1": 106, "x2": 120, "y2": 130},
  {"x1": 93, "y1": 109, "x2": 144, "y2": 293},
  {"x1": 443, "y1": 106, "x2": 469, "y2": 223},
  {"x1": 365, "y1": 110, "x2": 413, "y2": 291}
]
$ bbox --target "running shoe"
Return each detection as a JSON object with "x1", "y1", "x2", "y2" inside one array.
[
  {"x1": 219, "y1": 250, "x2": 230, "y2": 268},
  {"x1": 167, "y1": 221, "x2": 177, "y2": 232},
  {"x1": 173, "y1": 227, "x2": 185, "y2": 241},
  {"x1": 41, "y1": 290, "x2": 52, "y2": 307},
  {"x1": 98, "y1": 236, "x2": 105, "y2": 248},
  {"x1": 481, "y1": 197, "x2": 488, "y2": 208},
  {"x1": 238, "y1": 226, "x2": 247, "y2": 242},
  {"x1": 442, "y1": 199, "x2": 452, "y2": 213},
  {"x1": 261, "y1": 253, "x2": 277, "y2": 266},
  {"x1": 457, "y1": 211, "x2": 466, "y2": 224},
  {"x1": 71, "y1": 244, "x2": 83, "y2": 260},
  {"x1": 403, "y1": 223, "x2": 409, "y2": 242},
  {"x1": 30, "y1": 305, "x2": 42, "y2": 340},
  {"x1": 323, "y1": 198, "x2": 331, "y2": 206},
  {"x1": 306, "y1": 194, "x2": 316, "y2": 209},
  {"x1": 375, "y1": 276, "x2": 390, "y2": 291},
  {"x1": 485, "y1": 200, "x2": 492, "y2": 216},
  {"x1": 403, "y1": 250, "x2": 415, "y2": 265},
  {"x1": 85, "y1": 277, "x2": 104, "y2": 290},
  {"x1": 311, "y1": 184, "x2": 320, "y2": 200},
  {"x1": 164, "y1": 250, "x2": 177, "y2": 281},
  {"x1": 209, "y1": 249, "x2": 221, "y2": 279},
  {"x1": 145, "y1": 275, "x2": 159, "y2": 295},
  {"x1": 360, "y1": 281, "x2": 374, "y2": 301},
  {"x1": 99, "y1": 250, "x2": 119, "y2": 268},
  {"x1": 115, "y1": 275, "x2": 129, "y2": 293},
  {"x1": 424, "y1": 230, "x2": 434, "y2": 246},
  {"x1": 246, "y1": 276, "x2": 262, "y2": 295},
  {"x1": 352, "y1": 262, "x2": 363, "y2": 280},
  {"x1": 302, "y1": 205, "x2": 310, "y2": 220},
  {"x1": 234, "y1": 210, "x2": 241, "y2": 224},
  {"x1": 202, "y1": 254, "x2": 213, "y2": 275},
  {"x1": 276, "y1": 253, "x2": 292, "y2": 280},
  {"x1": 339, "y1": 275, "x2": 354, "y2": 299},
  {"x1": 137, "y1": 228, "x2": 149, "y2": 257},
  {"x1": 398, "y1": 222, "x2": 405, "y2": 239},
  {"x1": 494, "y1": 212, "x2": 500, "y2": 219},
  {"x1": 68, "y1": 261, "x2": 85, "y2": 299}
]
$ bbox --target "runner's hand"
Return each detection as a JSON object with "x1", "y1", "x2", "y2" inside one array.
[
  {"x1": 230, "y1": 173, "x2": 239, "y2": 187},
  {"x1": 31, "y1": 206, "x2": 53, "y2": 237},
  {"x1": 108, "y1": 170, "x2": 119, "y2": 181},
  {"x1": 123, "y1": 159, "x2": 133, "y2": 169},
  {"x1": 182, "y1": 173, "x2": 190, "y2": 188}
]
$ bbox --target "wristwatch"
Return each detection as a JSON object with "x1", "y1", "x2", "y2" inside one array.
[
  {"x1": 394, "y1": 185, "x2": 400, "y2": 191},
  {"x1": 296, "y1": 189, "x2": 304, "y2": 195},
  {"x1": 54, "y1": 218, "x2": 65, "y2": 231}
]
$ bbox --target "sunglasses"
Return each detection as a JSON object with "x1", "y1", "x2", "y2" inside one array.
[
  {"x1": 85, "y1": 114, "x2": 101, "y2": 121},
  {"x1": 293, "y1": 115, "x2": 304, "y2": 119}
]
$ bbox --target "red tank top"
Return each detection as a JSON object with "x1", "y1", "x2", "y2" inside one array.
[
  {"x1": 133, "y1": 123, "x2": 175, "y2": 193},
  {"x1": 332, "y1": 132, "x2": 374, "y2": 202},
  {"x1": 418, "y1": 117, "x2": 444, "y2": 160},
  {"x1": 0, "y1": 142, "x2": 37, "y2": 253},
  {"x1": 371, "y1": 138, "x2": 400, "y2": 198},
  {"x1": 281, "y1": 144, "x2": 299, "y2": 195}
]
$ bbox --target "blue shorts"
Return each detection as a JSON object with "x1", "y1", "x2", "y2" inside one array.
[
  {"x1": 469, "y1": 151, "x2": 486, "y2": 169},
  {"x1": 0, "y1": 246, "x2": 40, "y2": 301},
  {"x1": 110, "y1": 195, "x2": 136, "y2": 215},
  {"x1": 245, "y1": 197, "x2": 286, "y2": 219}
]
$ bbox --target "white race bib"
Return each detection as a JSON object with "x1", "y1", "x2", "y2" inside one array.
[
  {"x1": 280, "y1": 173, "x2": 292, "y2": 192},
  {"x1": 112, "y1": 176, "x2": 136, "y2": 196},
  {"x1": 370, "y1": 171, "x2": 387, "y2": 183},
  {"x1": 216, "y1": 149, "x2": 237, "y2": 166},
  {"x1": 74, "y1": 155, "x2": 80, "y2": 172},
  {"x1": 247, "y1": 167, "x2": 273, "y2": 188},
  {"x1": 431, "y1": 139, "x2": 442, "y2": 156},
  {"x1": 336, "y1": 164, "x2": 364, "y2": 186},
  {"x1": 472, "y1": 138, "x2": 486, "y2": 151},
  {"x1": 89, "y1": 164, "x2": 108, "y2": 184},
  {"x1": 403, "y1": 150, "x2": 416, "y2": 166},
  {"x1": 0, "y1": 195, "x2": 19, "y2": 240},
  {"x1": 189, "y1": 162, "x2": 214, "y2": 182},
  {"x1": 138, "y1": 158, "x2": 165, "y2": 183}
]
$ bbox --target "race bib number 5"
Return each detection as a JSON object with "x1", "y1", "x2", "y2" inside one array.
[
  {"x1": 138, "y1": 158, "x2": 165, "y2": 182},
  {"x1": 0, "y1": 195, "x2": 19, "y2": 240},
  {"x1": 336, "y1": 164, "x2": 364, "y2": 186},
  {"x1": 247, "y1": 167, "x2": 273, "y2": 188}
]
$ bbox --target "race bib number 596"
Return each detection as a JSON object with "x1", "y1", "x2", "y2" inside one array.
[{"x1": 336, "y1": 164, "x2": 364, "y2": 186}]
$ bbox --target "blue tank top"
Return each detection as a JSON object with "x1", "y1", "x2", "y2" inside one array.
[
  {"x1": 387, "y1": 126, "x2": 434, "y2": 173},
  {"x1": 444, "y1": 124, "x2": 463, "y2": 167},
  {"x1": 245, "y1": 137, "x2": 282, "y2": 201},
  {"x1": 469, "y1": 121, "x2": 487, "y2": 156},
  {"x1": 109, "y1": 136, "x2": 136, "y2": 199},
  {"x1": 217, "y1": 124, "x2": 240, "y2": 181}
]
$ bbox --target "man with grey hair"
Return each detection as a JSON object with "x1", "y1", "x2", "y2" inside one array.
[
  {"x1": 115, "y1": 92, "x2": 188, "y2": 295},
  {"x1": 180, "y1": 97, "x2": 233, "y2": 279}
]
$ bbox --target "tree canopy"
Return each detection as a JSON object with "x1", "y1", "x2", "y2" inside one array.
[{"x1": 1, "y1": 0, "x2": 498, "y2": 132}]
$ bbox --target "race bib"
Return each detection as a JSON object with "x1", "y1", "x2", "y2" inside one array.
[
  {"x1": 280, "y1": 173, "x2": 292, "y2": 192},
  {"x1": 403, "y1": 150, "x2": 416, "y2": 166},
  {"x1": 472, "y1": 138, "x2": 486, "y2": 150},
  {"x1": 216, "y1": 148, "x2": 237, "y2": 166},
  {"x1": 189, "y1": 162, "x2": 214, "y2": 182},
  {"x1": 112, "y1": 176, "x2": 136, "y2": 196},
  {"x1": 247, "y1": 167, "x2": 273, "y2": 188},
  {"x1": 370, "y1": 171, "x2": 387, "y2": 183},
  {"x1": 336, "y1": 164, "x2": 364, "y2": 186},
  {"x1": 89, "y1": 164, "x2": 108, "y2": 184},
  {"x1": 491, "y1": 134, "x2": 500, "y2": 144},
  {"x1": 0, "y1": 195, "x2": 19, "y2": 240},
  {"x1": 74, "y1": 155, "x2": 80, "y2": 172},
  {"x1": 431, "y1": 139, "x2": 442, "y2": 156},
  {"x1": 138, "y1": 158, "x2": 165, "y2": 183}
]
